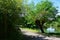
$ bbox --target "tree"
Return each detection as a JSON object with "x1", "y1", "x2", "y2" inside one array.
[
  {"x1": 35, "y1": 0, "x2": 58, "y2": 33},
  {"x1": 24, "y1": 0, "x2": 58, "y2": 32},
  {"x1": 0, "y1": 0, "x2": 24, "y2": 40}
]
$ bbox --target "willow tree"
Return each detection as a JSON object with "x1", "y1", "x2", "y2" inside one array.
[{"x1": 0, "y1": 0, "x2": 24, "y2": 40}]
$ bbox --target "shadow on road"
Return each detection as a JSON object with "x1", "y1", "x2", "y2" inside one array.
[
  {"x1": 38, "y1": 33, "x2": 60, "y2": 38},
  {"x1": 23, "y1": 35, "x2": 48, "y2": 40}
]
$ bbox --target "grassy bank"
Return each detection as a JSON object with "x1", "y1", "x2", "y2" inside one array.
[{"x1": 20, "y1": 28, "x2": 40, "y2": 33}]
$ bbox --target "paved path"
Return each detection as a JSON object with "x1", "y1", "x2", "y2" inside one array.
[{"x1": 21, "y1": 28, "x2": 60, "y2": 40}]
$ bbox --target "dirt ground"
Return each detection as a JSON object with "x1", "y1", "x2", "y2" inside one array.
[{"x1": 21, "y1": 28, "x2": 60, "y2": 40}]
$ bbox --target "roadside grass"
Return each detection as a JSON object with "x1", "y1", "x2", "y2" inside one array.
[{"x1": 20, "y1": 27, "x2": 40, "y2": 33}]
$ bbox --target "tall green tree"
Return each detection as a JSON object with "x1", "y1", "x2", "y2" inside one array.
[
  {"x1": 0, "y1": 0, "x2": 24, "y2": 40},
  {"x1": 35, "y1": 0, "x2": 57, "y2": 32},
  {"x1": 24, "y1": 0, "x2": 58, "y2": 30}
]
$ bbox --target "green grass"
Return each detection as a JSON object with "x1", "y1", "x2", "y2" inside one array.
[{"x1": 21, "y1": 28, "x2": 40, "y2": 33}]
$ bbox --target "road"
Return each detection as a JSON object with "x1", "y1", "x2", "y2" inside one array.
[{"x1": 21, "y1": 28, "x2": 60, "y2": 40}]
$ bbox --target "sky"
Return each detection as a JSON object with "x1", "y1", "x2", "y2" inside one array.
[
  {"x1": 50, "y1": 0, "x2": 60, "y2": 12},
  {"x1": 28, "y1": 0, "x2": 60, "y2": 12}
]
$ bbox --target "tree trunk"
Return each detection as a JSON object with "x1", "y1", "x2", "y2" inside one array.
[
  {"x1": 39, "y1": 25, "x2": 44, "y2": 33},
  {"x1": 35, "y1": 19, "x2": 45, "y2": 33},
  {"x1": 3, "y1": 13, "x2": 7, "y2": 38}
]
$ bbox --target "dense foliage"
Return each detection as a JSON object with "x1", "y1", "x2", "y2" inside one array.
[
  {"x1": 0, "y1": 0, "x2": 24, "y2": 40},
  {"x1": 23, "y1": 0, "x2": 58, "y2": 29}
]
